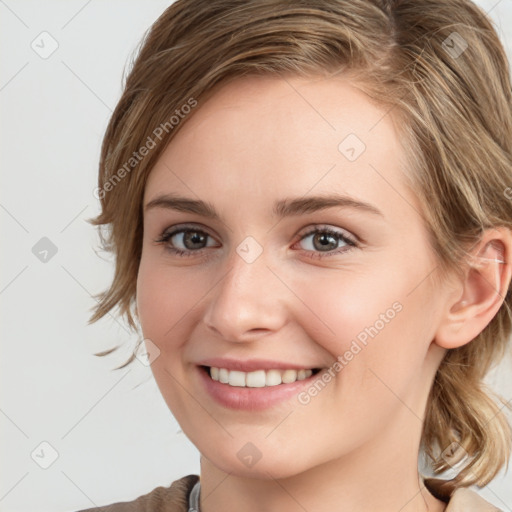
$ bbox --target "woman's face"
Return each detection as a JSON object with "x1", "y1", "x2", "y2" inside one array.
[{"x1": 136, "y1": 75, "x2": 449, "y2": 478}]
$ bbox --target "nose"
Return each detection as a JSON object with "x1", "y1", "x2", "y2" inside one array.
[{"x1": 202, "y1": 245, "x2": 289, "y2": 343}]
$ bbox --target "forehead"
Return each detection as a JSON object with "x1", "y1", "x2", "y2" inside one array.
[{"x1": 144, "y1": 74, "x2": 421, "y2": 225}]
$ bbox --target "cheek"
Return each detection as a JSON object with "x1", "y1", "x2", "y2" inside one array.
[
  {"x1": 289, "y1": 255, "x2": 436, "y2": 389},
  {"x1": 136, "y1": 256, "x2": 206, "y2": 349},
  {"x1": 135, "y1": 257, "x2": 207, "y2": 416}
]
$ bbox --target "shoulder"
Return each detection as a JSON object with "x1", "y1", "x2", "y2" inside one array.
[
  {"x1": 447, "y1": 487, "x2": 503, "y2": 512},
  {"x1": 74, "y1": 474, "x2": 199, "y2": 512},
  {"x1": 424, "y1": 477, "x2": 502, "y2": 512}
]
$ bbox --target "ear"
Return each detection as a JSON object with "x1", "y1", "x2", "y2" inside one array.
[{"x1": 434, "y1": 227, "x2": 512, "y2": 350}]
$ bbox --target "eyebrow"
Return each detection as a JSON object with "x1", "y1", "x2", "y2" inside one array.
[{"x1": 144, "y1": 193, "x2": 384, "y2": 219}]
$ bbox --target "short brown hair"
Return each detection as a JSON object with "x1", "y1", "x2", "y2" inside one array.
[{"x1": 88, "y1": 0, "x2": 512, "y2": 492}]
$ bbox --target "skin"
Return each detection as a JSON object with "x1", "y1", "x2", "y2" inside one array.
[{"x1": 135, "y1": 74, "x2": 512, "y2": 512}]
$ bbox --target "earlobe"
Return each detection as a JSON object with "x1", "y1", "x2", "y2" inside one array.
[{"x1": 434, "y1": 229, "x2": 512, "y2": 350}]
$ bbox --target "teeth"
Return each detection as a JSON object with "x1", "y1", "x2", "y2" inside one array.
[
  {"x1": 208, "y1": 367, "x2": 314, "y2": 387},
  {"x1": 282, "y1": 369, "x2": 297, "y2": 383},
  {"x1": 219, "y1": 368, "x2": 229, "y2": 384},
  {"x1": 265, "y1": 369, "x2": 282, "y2": 387},
  {"x1": 229, "y1": 370, "x2": 246, "y2": 387},
  {"x1": 247, "y1": 370, "x2": 266, "y2": 387}
]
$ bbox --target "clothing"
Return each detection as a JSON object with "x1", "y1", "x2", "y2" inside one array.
[{"x1": 75, "y1": 474, "x2": 503, "y2": 512}]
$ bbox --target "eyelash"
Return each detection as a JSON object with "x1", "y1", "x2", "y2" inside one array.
[{"x1": 153, "y1": 224, "x2": 358, "y2": 260}]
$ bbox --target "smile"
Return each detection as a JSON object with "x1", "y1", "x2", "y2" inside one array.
[
  {"x1": 197, "y1": 364, "x2": 325, "y2": 411},
  {"x1": 205, "y1": 366, "x2": 322, "y2": 387}
]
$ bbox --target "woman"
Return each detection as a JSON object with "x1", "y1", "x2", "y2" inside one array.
[{"x1": 79, "y1": 0, "x2": 512, "y2": 510}]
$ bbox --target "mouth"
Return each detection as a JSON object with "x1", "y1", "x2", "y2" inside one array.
[
  {"x1": 196, "y1": 363, "x2": 327, "y2": 411},
  {"x1": 199, "y1": 365, "x2": 323, "y2": 388}
]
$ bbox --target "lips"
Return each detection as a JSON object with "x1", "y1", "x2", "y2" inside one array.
[{"x1": 195, "y1": 357, "x2": 326, "y2": 411}]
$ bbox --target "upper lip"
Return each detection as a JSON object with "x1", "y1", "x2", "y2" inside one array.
[{"x1": 197, "y1": 357, "x2": 322, "y2": 372}]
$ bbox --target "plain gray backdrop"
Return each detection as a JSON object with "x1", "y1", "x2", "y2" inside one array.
[{"x1": 1, "y1": 1, "x2": 511, "y2": 511}]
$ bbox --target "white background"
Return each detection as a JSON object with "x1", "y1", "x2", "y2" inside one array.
[{"x1": 1, "y1": 1, "x2": 511, "y2": 511}]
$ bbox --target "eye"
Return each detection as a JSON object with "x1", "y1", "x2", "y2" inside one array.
[
  {"x1": 294, "y1": 225, "x2": 358, "y2": 259},
  {"x1": 154, "y1": 225, "x2": 218, "y2": 257},
  {"x1": 154, "y1": 223, "x2": 358, "y2": 260}
]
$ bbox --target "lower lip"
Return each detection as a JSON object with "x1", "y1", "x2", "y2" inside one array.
[{"x1": 197, "y1": 366, "x2": 322, "y2": 411}]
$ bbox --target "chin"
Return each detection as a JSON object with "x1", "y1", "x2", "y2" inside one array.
[{"x1": 198, "y1": 441, "x2": 314, "y2": 480}]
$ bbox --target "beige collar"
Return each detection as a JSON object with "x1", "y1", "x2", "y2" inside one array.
[{"x1": 445, "y1": 487, "x2": 502, "y2": 511}]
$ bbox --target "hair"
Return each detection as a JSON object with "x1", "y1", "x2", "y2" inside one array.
[{"x1": 87, "y1": 0, "x2": 512, "y2": 497}]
